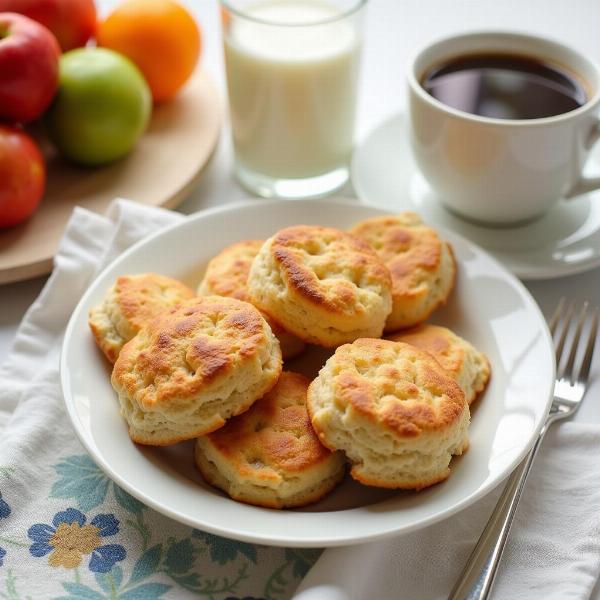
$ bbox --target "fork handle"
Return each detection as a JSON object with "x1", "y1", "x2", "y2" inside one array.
[{"x1": 447, "y1": 419, "x2": 552, "y2": 600}]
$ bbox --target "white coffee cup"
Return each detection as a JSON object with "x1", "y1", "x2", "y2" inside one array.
[{"x1": 408, "y1": 31, "x2": 600, "y2": 226}]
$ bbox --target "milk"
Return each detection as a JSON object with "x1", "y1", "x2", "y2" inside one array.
[{"x1": 224, "y1": 0, "x2": 361, "y2": 180}]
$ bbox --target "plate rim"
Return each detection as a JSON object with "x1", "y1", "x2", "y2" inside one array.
[
  {"x1": 351, "y1": 111, "x2": 600, "y2": 281},
  {"x1": 60, "y1": 197, "x2": 555, "y2": 547}
]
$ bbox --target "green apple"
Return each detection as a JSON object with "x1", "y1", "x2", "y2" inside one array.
[{"x1": 46, "y1": 47, "x2": 151, "y2": 166}]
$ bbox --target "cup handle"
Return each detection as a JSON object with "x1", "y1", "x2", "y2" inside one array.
[{"x1": 566, "y1": 119, "x2": 600, "y2": 198}]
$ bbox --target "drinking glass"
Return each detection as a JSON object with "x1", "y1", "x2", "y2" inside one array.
[{"x1": 220, "y1": 0, "x2": 367, "y2": 199}]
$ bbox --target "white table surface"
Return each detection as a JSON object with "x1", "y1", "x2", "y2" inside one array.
[{"x1": 2, "y1": 0, "x2": 600, "y2": 595}]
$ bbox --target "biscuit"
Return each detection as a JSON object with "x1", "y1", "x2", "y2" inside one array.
[
  {"x1": 111, "y1": 296, "x2": 282, "y2": 445},
  {"x1": 247, "y1": 225, "x2": 392, "y2": 347},
  {"x1": 350, "y1": 213, "x2": 456, "y2": 332},
  {"x1": 197, "y1": 240, "x2": 305, "y2": 360},
  {"x1": 195, "y1": 371, "x2": 346, "y2": 508},
  {"x1": 388, "y1": 325, "x2": 490, "y2": 405},
  {"x1": 307, "y1": 338, "x2": 469, "y2": 490},
  {"x1": 88, "y1": 273, "x2": 195, "y2": 363}
]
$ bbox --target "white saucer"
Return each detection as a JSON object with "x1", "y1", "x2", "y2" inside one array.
[{"x1": 351, "y1": 113, "x2": 600, "y2": 280}]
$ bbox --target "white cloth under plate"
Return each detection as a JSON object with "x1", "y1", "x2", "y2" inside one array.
[
  {"x1": 1, "y1": 199, "x2": 600, "y2": 600},
  {"x1": 0, "y1": 199, "x2": 318, "y2": 600},
  {"x1": 294, "y1": 422, "x2": 600, "y2": 600}
]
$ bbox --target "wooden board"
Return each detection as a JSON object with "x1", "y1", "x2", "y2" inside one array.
[{"x1": 0, "y1": 68, "x2": 221, "y2": 285}]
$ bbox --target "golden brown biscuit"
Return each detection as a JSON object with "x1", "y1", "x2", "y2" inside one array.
[
  {"x1": 195, "y1": 371, "x2": 346, "y2": 508},
  {"x1": 247, "y1": 225, "x2": 392, "y2": 347},
  {"x1": 307, "y1": 338, "x2": 469, "y2": 490},
  {"x1": 350, "y1": 213, "x2": 456, "y2": 332},
  {"x1": 197, "y1": 240, "x2": 305, "y2": 360},
  {"x1": 88, "y1": 273, "x2": 195, "y2": 363},
  {"x1": 388, "y1": 324, "x2": 490, "y2": 405},
  {"x1": 111, "y1": 296, "x2": 282, "y2": 446}
]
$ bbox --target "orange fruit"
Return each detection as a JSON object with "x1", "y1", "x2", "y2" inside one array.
[{"x1": 97, "y1": 0, "x2": 201, "y2": 103}]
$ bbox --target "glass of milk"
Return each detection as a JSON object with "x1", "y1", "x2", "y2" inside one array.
[{"x1": 221, "y1": 0, "x2": 366, "y2": 198}]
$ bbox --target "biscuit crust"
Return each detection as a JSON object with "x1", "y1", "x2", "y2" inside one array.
[
  {"x1": 247, "y1": 225, "x2": 392, "y2": 347},
  {"x1": 195, "y1": 371, "x2": 346, "y2": 508},
  {"x1": 307, "y1": 338, "x2": 469, "y2": 490},
  {"x1": 198, "y1": 240, "x2": 263, "y2": 302},
  {"x1": 388, "y1": 324, "x2": 490, "y2": 405},
  {"x1": 111, "y1": 296, "x2": 282, "y2": 445},
  {"x1": 198, "y1": 240, "x2": 305, "y2": 360},
  {"x1": 88, "y1": 273, "x2": 195, "y2": 363},
  {"x1": 350, "y1": 213, "x2": 456, "y2": 332}
]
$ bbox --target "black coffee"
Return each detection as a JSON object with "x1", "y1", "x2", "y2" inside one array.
[{"x1": 421, "y1": 53, "x2": 588, "y2": 119}]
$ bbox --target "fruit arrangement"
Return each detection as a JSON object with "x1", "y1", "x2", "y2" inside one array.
[{"x1": 0, "y1": 0, "x2": 202, "y2": 227}]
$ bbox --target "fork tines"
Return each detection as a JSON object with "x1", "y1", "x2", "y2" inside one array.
[{"x1": 550, "y1": 298, "x2": 599, "y2": 385}]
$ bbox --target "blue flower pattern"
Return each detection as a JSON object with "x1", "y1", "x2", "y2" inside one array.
[
  {"x1": 27, "y1": 507, "x2": 126, "y2": 573},
  {"x1": 0, "y1": 455, "x2": 317, "y2": 598},
  {"x1": 0, "y1": 489, "x2": 10, "y2": 567},
  {"x1": 0, "y1": 490, "x2": 10, "y2": 519}
]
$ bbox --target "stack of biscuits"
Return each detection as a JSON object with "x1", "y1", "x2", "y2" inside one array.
[{"x1": 89, "y1": 212, "x2": 490, "y2": 509}]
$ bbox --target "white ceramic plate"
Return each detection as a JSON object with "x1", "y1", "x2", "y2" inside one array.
[
  {"x1": 60, "y1": 199, "x2": 554, "y2": 547},
  {"x1": 351, "y1": 113, "x2": 600, "y2": 280}
]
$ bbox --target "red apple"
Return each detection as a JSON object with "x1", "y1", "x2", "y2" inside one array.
[
  {"x1": 0, "y1": 13, "x2": 60, "y2": 123},
  {"x1": 0, "y1": 125, "x2": 46, "y2": 228},
  {"x1": 0, "y1": 0, "x2": 96, "y2": 51}
]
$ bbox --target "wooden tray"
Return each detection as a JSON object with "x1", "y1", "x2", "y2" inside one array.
[{"x1": 0, "y1": 69, "x2": 221, "y2": 285}]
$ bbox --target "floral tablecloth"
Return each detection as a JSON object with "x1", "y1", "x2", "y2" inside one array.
[
  {"x1": 0, "y1": 200, "x2": 319, "y2": 600},
  {"x1": 0, "y1": 454, "x2": 318, "y2": 599}
]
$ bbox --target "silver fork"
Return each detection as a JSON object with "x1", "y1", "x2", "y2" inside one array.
[{"x1": 448, "y1": 299, "x2": 599, "y2": 600}]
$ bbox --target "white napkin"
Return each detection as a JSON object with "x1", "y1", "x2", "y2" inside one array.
[
  {"x1": 294, "y1": 422, "x2": 600, "y2": 600},
  {"x1": 0, "y1": 199, "x2": 316, "y2": 599},
  {"x1": 3, "y1": 199, "x2": 600, "y2": 600}
]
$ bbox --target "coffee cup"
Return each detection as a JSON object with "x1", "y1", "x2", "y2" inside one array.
[{"x1": 407, "y1": 31, "x2": 600, "y2": 226}]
